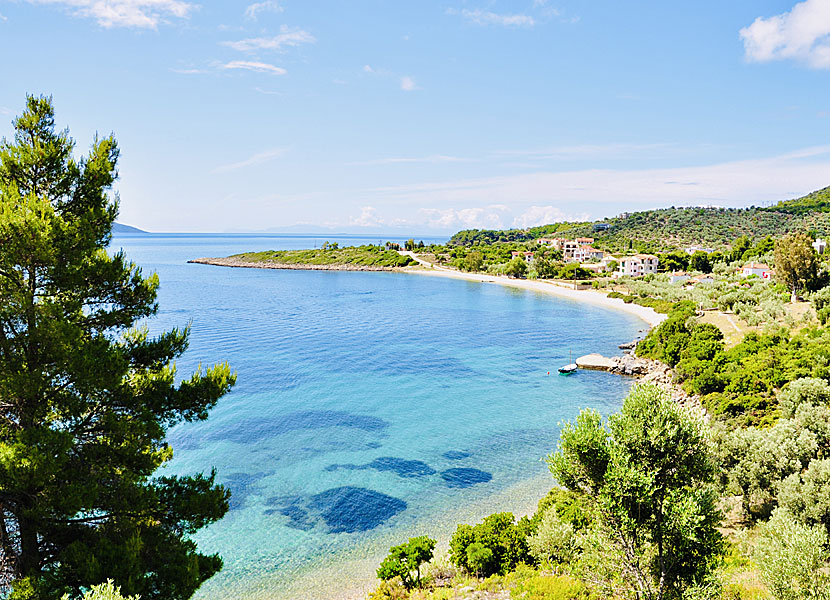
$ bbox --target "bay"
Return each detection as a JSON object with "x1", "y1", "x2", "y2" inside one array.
[{"x1": 112, "y1": 233, "x2": 644, "y2": 600}]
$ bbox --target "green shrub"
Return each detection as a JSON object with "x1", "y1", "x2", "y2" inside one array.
[
  {"x1": 754, "y1": 509, "x2": 830, "y2": 600},
  {"x1": 526, "y1": 509, "x2": 575, "y2": 566},
  {"x1": 449, "y1": 513, "x2": 531, "y2": 577},
  {"x1": 509, "y1": 573, "x2": 589, "y2": 600},
  {"x1": 377, "y1": 536, "x2": 436, "y2": 590}
]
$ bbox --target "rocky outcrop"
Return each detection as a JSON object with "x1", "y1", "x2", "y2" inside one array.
[{"x1": 575, "y1": 353, "x2": 707, "y2": 419}]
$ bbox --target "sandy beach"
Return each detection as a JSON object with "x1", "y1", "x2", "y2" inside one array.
[{"x1": 402, "y1": 264, "x2": 666, "y2": 329}]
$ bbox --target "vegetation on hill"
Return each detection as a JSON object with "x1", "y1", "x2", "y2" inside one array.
[
  {"x1": 448, "y1": 186, "x2": 830, "y2": 253},
  {"x1": 232, "y1": 244, "x2": 416, "y2": 268}
]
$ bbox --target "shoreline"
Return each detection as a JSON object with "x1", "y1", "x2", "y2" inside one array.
[
  {"x1": 190, "y1": 258, "x2": 666, "y2": 329},
  {"x1": 188, "y1": 257, "x2": 401, "y2": 271},
  {"x1": 402, "y1": 266, "x2": 666, "y2": 328}
]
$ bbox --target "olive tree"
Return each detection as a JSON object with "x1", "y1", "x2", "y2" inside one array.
[{"x1": 547, "y1": 384, "x2": 723, "y2": 600}]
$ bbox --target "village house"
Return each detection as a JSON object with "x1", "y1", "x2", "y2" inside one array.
[
  {"x1": 572, "y1": 245, "x2": 605, "y2": 263},
  {"x1": 813, "y1": 238, "x2": 827, "y2": 255},
  {"x1": 511, "y1": 251, "x2": 534, "y2": 264},
  {"x1": 684, "y1": 245, "x2": 715, "y2": 255},
  {"x1": 669, "y1": 272, "x2": 690, "y2": 284},
  {"x1": 615, "y1": 254, "x2": 659, "y2": 278},
  {"x1": 740, "y1": 262, "x2": 773, "y2": 279}
]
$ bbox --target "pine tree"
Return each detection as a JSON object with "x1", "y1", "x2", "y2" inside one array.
[{"x1": 0, "y1": 96, "x2": 235, "y2": 599}]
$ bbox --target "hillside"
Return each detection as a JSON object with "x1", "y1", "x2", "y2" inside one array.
[
  {"x1": 449, "y1": 186, "x2": 830, "y2": 251},
  {"x1": 112, "y1": 222, "x2": 147, "y2": 233}
]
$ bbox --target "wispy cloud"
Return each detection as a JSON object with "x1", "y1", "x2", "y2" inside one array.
[
  {"x1": 214, "y1": 148, "x2": 287, "y2": 174},
  {"x1": 352, "y1": 155, "x2": 469, "y2": 166},
  {"x1": 223, "y1": 25, "x2": 315, "y2": 52},
  {"x1": 0, "y1": 106, "x2": 11, "y2": 116},
  {"x1": 170, "y1": 67, "x2": 208, "y2": 74},
  {"x1": 253, "y1": 86, "x2": 284, "y2": 95},
  {"x1": 244, "y1": 0, "x2": 281, "y2": 20},
  {"x1": 497, "y1": 143, "x2": 673, "y2": 161},
  {"x1": 448, "y1": 8, "x2": 535, "y2": 27},
  {"x1": 360, "y1": 147, "x2": 830, "y2": 218},
  {"x1": 740, "y1": 0, "x2": 830, "y2": 69},
  {"x1": 25, "y1": 0, "x2": 194, "y2": 28},
  {"x1": 400, "y1": 76, "x2": 418, "y2": 91},
  {"x1": 0, "y1": 11, "x2": 7, "y2": 21},
  {"x1": 222, "y1": 60, "x2": 287, "y2": 75}
]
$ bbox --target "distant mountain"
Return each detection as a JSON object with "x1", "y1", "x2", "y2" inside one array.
[{"x1": 112, "y1": 222, "x2": 147, "y2": 234}]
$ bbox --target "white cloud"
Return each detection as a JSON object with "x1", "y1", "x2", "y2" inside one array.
[
  {"x1": 223, "y1": 25, "x2": 315, "y2": 52},
  {"x1": 214, "y1": 148, "x2": 287, "y2": 173},
  {"x1": 26, "y1": 0, "x2": 194, "y2": 28},
  {"x1": 0, "y1": 11, "x2": 7, "y2": 21},
  {"x1": 361, "y1": 147, "x2": 830, "y2": 219},
  {"x1": 363, "y1": 64, "x2": 375, "y2": 73},
  {"x1": 0, "y1": 106, "x2": 11, "y2": 116},
  {"x1": 349, "y1": 206, "x2": 385, "y2": 227},
  {"x1": 449, "y1": 8, "x2": 535, "y2": 27},
  {"x1": 400, "y1": 76, "x2": 418, "y2": 91},
  {"x1": 221, "y1": 60, "x2": 287, "y2": 75},
  {"x1": 512, "y1": 206, "x2": 589, "y2": 228},
  {"x1": 419, "y1": 205, "x2": 510, "y2": 230},
  {"x1": 740, "y1": 0, "x2": 830, "y2": 68},
  {"x1": 244, "y1": 0, "x2": 281, "y2": 20}
]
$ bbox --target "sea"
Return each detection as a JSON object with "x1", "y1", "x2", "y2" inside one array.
[{"x1": 111, "y1": 233, "x2": 644, "y2": 600}]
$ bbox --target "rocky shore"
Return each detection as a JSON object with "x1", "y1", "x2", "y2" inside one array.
[
  {"x1": 576, "y1": 352, "x2": 707, "y2": 418},
  {"x1": 188, "y1": 257, "x2": 403, "y2": 271}
]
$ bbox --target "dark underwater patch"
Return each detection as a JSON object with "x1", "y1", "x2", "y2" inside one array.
[
  {"x1": 309, "y1": 486, "x2": 407, "y2": 533},
  {"x1": 324, "y1": 456, "x2": 435, "y2": 478},
  {"x1": 441, "y1": 468, "x2": 493, "y2": 488},
  {"x1": 442, "y1": 450, "x2": 472, "y2": 460},
  {"x1": 208, "y1": 410, "x2": 389, "y2": 444},
  {"x1": 222, "y1": 472, "x2": 268, "y2": 510}
]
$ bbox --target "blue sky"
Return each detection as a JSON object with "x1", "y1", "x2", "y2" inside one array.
[{"x1": 1, "y1": 0, "x2": 830, "y2": 233}]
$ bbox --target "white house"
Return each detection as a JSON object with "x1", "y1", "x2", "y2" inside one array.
[
  {"x1": 740, "y1": 262, "x2": 773, "y2": 279},
  {"x1": 669, "y1": 272, "x2": 690, "y2": 284},
  {"x1": 813, "y1": 238, "x2": 827, "y2": 255},
  {"x1": 572, "y1": 245, "x2": 605, "y2": 263},
  {"x1": 616, "y1": 254, "x2": 659, "y2": 277},
  {"x1": 684, "y1": 245, "x2": 715, "y2": 255},
  {"x1": 511, "y1": 251, "x2": 534, "y2": 263}
]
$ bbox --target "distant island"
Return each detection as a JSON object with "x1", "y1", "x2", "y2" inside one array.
[
  {"x1": 112, "y1": 222, "x2": 147, "y2": 234},
  {"x1": 189, "y1": 243, "x2": 416, "y2": 271}
]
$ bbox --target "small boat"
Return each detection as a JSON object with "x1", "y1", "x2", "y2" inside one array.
[{"x1": 558, "y1": 363, "x2": 578, "y2": 374}]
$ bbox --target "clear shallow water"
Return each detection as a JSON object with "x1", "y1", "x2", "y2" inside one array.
[{"x1": 112, "y1": 233, "x2": 644, "y2": 600}]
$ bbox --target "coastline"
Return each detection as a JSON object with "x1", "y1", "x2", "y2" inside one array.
[
  {"x1": 188, "y1": 257, "x2": 401, "y2": 271},
  {"x1": 403, "y1": 265, "x2": 666, "y2": 328},
  {"x1": 189, "y1": 257, "x2": 666, "y2": 329}
]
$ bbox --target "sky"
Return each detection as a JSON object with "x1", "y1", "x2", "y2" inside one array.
[{"x1": 1, "y1": 0, "x2": 830, "y2": 234}]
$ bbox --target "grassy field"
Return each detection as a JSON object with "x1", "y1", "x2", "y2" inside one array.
[{"x1": 231, "y1": 245, "x2": 416, "y2": 268}]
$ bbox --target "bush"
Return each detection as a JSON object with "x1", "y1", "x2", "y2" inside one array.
[
  {"x1": 449, "y1": 513, "x2": 532, "y2": 577},
  {"x1": 377, "y1": 536, "x2": 436, "y2": 589},
  {"x1": 778, "y1": 377, "x2": 830, "y2": 418},
  {"x1": 508, "y1": 573, "x2": 589, "y2": 600},
  {"x1": 526, "y1": 509, "x2": 575, "y2": 567},
  {"x1": 754, "y1": 509, "x2": 830, "y2": 600}
]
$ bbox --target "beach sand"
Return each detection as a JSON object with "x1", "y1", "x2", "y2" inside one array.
[{"x1": 402, "y1": 264, "x2": 666, "y2": 329}]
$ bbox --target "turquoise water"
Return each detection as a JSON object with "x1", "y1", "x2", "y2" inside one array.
[{"x1": 112, "y1": 234, "x2": 643, "y2": 600}]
